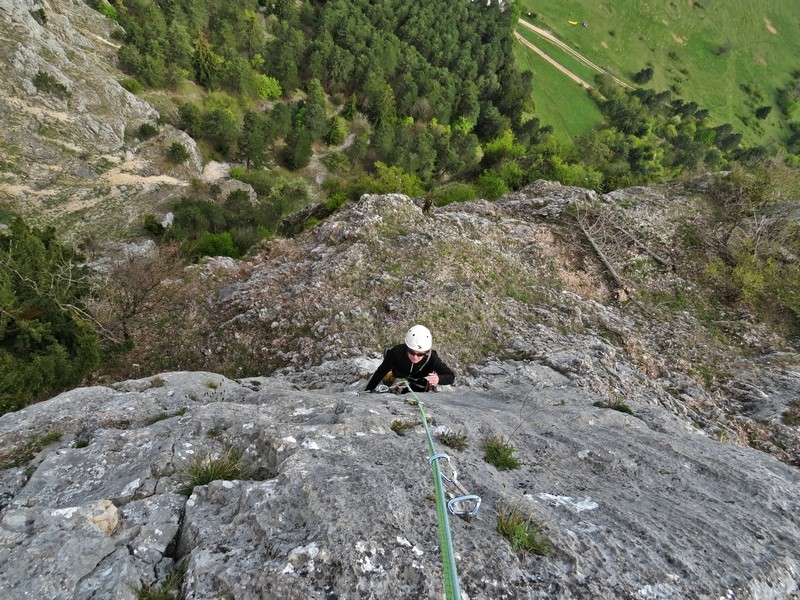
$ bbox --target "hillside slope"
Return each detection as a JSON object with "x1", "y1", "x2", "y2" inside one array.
[{"x1": 0, "y1": 0, "x2": 200, "y2": 241}]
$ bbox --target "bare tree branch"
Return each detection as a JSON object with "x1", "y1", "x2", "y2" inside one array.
[
  {"x1": 573, "y1": 205, "x2": 628, "y2": 294},
  {"x1": 609, "y1": 222, "x2": 673, "y2": 269}
]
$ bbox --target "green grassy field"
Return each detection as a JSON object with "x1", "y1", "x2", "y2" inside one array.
[
  {"x1": 515, "y1": 0, "x2": 800, "y2": 147},
  {"x1": 513, "y1": 40, "x2": 603, "y2": 144}
]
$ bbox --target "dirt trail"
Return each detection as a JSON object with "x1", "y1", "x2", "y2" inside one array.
[
  {"x1": 517, "y1": 19, "x2": 633, "y2": 90},
  {"x1": 514, "y1": 31, "x2": 593, "y2": 90}
]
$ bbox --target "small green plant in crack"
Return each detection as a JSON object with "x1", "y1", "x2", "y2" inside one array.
[
  {"x1": 145, "y1": 407, "x2": 188, "y2": 426},
  {"x1": 38, "y1": 430, "x2": 63, "y2": 445},
  {"x1": 497, "y1": 504, "x2": 551, "y2": 557},
  {"x1": 782, "y1": 411, "x2": 800, "y2": 427},
  {"x1": 390, "y1": 419, "x2": 418, "y2": 436},
  {"x1": 713, "y1": 429, "x2": 731, "y2": 442},
  {"x1": 0, "y1": 430, "x2": 64, "y2": 469},
  {"x1": 131, "y1": 558, "x2": 187, "y2": 600},
  {"x1": 438, "y1": 430, "x2": 468, "y2": 451},
  {"x1": 206, "y1": 426, "x2": 223, "y2": 439},
  {"x1": 178, "y1": 447, "x2": 248, "y2": 495},
  {"x1": 205, "y1": 380, "x2": 220, "y2": 390},
  {"x1": 74, "y1": 434, "x2": 92, "y2": 448},
  {"x1": 149, "y1": 376, "x2": 166, "y2": 388},
  {"x1": 483, "y1": 435, "x2": 520, "y2": 470},
  {"x1": 593, "y1": 400, "x2": 634, "y2": 415}
]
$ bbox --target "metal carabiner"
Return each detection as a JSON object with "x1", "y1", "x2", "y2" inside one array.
[
  {"x1": 447, "y1": 494, "x2": 482, "y2": 517},
  {"x1": 428, "y1": 452, "x2": 450, "y2": 467}
]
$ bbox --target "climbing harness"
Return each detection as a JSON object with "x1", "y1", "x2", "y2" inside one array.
[{"x1": 399, "y1": 381, "x2": 482, "y2": 600}]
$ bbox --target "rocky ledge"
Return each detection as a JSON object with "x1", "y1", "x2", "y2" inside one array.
[{"x1": 1, "y1": 365, "x2": 798, "y2": 599}]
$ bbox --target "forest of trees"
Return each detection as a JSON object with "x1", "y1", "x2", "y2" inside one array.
[
  {"x1": 0, "y1": 220, "x2": 99, "y2": 414},
  {"x1": 96, "y1": 0, "x2": 787, "y2": 253}
]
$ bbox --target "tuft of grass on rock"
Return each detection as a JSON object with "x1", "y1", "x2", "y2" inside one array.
[
  {"x1": 178, "y1": 447, "x2": 247, "y2": 495},
  {"x1": 782, "y1": 401, "x2": 800, "y2": 426},
  {"x1": 438, "y1": 429, "x2": 468, "y2": 451},
  {"x1": 593, "y1": 400, "x2": 634, "y2": 415},
  {"x1": 74, "y1": 434, "x2": 92, "y2": 448},
  {"x1": 145, "y1": 407, "x2": 188, "y2": 426},
  {"x1": 0, "y1": 430, "x2": 63, "y2": 469},
  {"x1": 483, "y1": 435, "x2": 520, "y2": 470},
  {"x1": 131, "y1": 558, "x2": 187, "y2": 600},
  {"x1": 390, "y1": 419, "x2": 418, "y2": 436},
  {"x1": 497, "y1": 504, "x2": 551, "y2": 557}
]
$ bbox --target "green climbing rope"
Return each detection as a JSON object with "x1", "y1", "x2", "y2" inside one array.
[{"x1": 405, "y1": 384, "x2": 462, "y2": 600}]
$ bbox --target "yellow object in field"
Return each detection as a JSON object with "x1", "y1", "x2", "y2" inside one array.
[{"x1": 568, "y1": 20, "x2": 578, "y2": 25}]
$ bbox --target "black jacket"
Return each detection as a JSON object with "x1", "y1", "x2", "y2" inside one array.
[{"x1": 366, "y1": 344, "x2": 455, "y2": 392}]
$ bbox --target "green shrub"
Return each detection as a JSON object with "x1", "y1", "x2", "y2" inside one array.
[
  {"x1": 321, "y1": 152, "x2": 351, "y2": 175},
  {"x1": 190, "y1": 231, "x2": 239, "y2": 259},
  {"x1": 33, "y1": 71, "x2": 70, "y2": 98},
  {"x1": 352, "y1": 162, "x2": 425, "y2": 197},
  {"x1": 754, "y1": 106, "x2": 772, "y2": 120},
  {"x1": 633, "y1": 67, "x2": 654, "y2": 84},
  {"x1": 325, "y1": 192, "x2": 348, "y2": 212},
  {"x1": 431, "y1": 183, "x2": 479, "y2": 206},
  {"x1": 483, "y1": 435, "x2": 520, "y2": 470},
  {"x1": 143, "y1": 214, "x2": 165, "y2": 236},
  {"x1": 138, "y1": 123, "x2": 158, "y2": 140},
  {"x1": 121, "y1": 78, "x2": 144, "y2": 94},
  {"x1": 96, "y1": 0, "x2": 118, "y2": 20},
  {"x1": 229, "y1": 225, "x2": 262, "y2": 256},
  {"x1": 475, "y1": 172, "x2": 509, "y2": 200},
  {"x1": 167, "y1": 142, "x2": 190, "y2": 164},
  {"x1": 326, "y1": 116, "x2": 349, "y2": 146},
  {"x1": 1, "y1": 218, "x2": 99, "y2": 415},
  {"x1": 253, "y1": 74, "x2": 282, "y2": 100}
]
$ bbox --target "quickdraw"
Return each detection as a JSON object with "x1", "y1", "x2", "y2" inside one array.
[{"x1": 428, "y1": 452, "x2": 482, "y2": 517}]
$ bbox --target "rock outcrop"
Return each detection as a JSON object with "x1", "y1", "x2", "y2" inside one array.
[
  {"x1": 146, "y1": 183, "x2": 797, "y2": 468},
  {"x1": 1, "y1": 366, "x2": 798, "y2": 599}
]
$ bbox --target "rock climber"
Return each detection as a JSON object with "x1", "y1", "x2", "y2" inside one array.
[{"x1": 366, "y1": 325, "x2": 455, "y2": 393}]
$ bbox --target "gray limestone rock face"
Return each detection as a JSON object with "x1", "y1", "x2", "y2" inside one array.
[{"x1": 1, "y1": 368, "x2": 798, "y2": 599}]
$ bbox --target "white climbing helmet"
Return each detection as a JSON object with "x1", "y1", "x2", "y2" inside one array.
[{"x1": 405, "y1": 325, "x2": 432, "y2": 353}]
